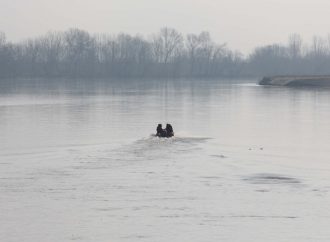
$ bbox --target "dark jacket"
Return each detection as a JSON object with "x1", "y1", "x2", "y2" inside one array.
[{"x1": 165, "y1": 124, "x2": 174, "y2": 137}]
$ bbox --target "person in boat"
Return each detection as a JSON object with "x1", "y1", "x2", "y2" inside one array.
[
  {"x1": 156, "y1": 124, "x2": 162, "y2": 136},
  {"x1": 156, "y1": 124, "x2": 167, "y2": 137},
  {"x1": 165, "y1": 124, "x2": 174, "y2": 137}
]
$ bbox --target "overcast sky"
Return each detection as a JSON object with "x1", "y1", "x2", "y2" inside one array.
[{"x1": 1, "y1": 0, "x2": 330, "y2": 54}]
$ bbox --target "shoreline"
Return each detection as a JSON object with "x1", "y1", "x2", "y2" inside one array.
[{"x1": 259, "y1": 76, "x2": 330, "y2": 86}]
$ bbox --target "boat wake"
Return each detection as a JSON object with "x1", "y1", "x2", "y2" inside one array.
[
  {"x1": 66, "y1": 134, "x2": 212, "y2": 171},
  {"x1": 111, "y1": 135, "x2": 211, "y2": 163}
]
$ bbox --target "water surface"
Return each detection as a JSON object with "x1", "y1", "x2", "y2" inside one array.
[{"x1": 1, "y1": 79, "x2": 330, "y2": 242}]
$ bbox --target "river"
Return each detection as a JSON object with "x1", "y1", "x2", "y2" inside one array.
[{"x1": 1, "y1": 78, "x2": 330, "y2": 242}]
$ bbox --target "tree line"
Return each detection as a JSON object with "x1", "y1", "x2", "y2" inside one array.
[{"x1": 1, "y1": 28, "x2": 330, "y2": 79}]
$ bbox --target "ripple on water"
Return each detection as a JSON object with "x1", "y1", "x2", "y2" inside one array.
[
  {"x1": 243, "y1": 173, "x2": 301, "y2": 185},
  {"x1": 210, "y1": 154, "x2": 227, "y2": 158},
  {"x1": 112, "y1": 135, "x2": 211, "y2": 161}
]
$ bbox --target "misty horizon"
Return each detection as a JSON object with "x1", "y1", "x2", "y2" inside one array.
[
  {"x1": 3, "y1": 27, "x2": 330, "y2": 56},
  {"x1": 2, "y1": 0, "x2": 330, "y2": 54},
  {"x1": 1, "y1": 27, "x2": 330, "y2": 79}
]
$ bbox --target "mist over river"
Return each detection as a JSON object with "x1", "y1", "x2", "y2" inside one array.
[{"x1": 1, "y1": 78, "x2": 330, "y2": 242}]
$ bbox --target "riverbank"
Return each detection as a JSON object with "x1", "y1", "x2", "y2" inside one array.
[{"x1": 259, "y1": 76, "x2": 330, "y2": 86}]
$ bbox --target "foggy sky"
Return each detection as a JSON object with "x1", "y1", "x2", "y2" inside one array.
[{"x1": 1, "y1": 0, "x2": 330, "y2": 54}]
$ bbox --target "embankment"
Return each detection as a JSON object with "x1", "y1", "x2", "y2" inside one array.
[{"x1": 259, "y1": 76, "x2": 330, "y2": 86}]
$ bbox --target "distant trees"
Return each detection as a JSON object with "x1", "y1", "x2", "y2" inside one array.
[
  {"x1": 0, "y1": 32, "x2": 5, "y2": 46},
  {"x1": 95, "y1": 33, "x2": 153, "y2": 77},
  {"x1": 0, "y1": 32, "x2": 16, "y2": 78},
  {"x1": 248, "y1": 44, "x2": 289, "y2": 76},
  {"x1": 288, "y1": 33, "x2": 302, "y2": 59},
  {"x1": 248, "y1": 33, "x2": 330, "y2": 77},
  {"x1": 152, "y1": 27, "x2": 183, "y2": 65},
  {"x1": 39, "y1": 32, "x2": 63, "y2": 76},
  {"x1": 185, "y1": 32, "x2": 231, "y2": 77},
  {"x1": 1, "y1": 28, "x2": 330, "y2": 79},
  {"x1": 63, "y1": 29, "x2": 97, "y2": 77}
]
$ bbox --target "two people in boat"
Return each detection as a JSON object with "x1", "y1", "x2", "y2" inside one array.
[{"x1": 156, "y1": 123, "x2": 174, "y2": 138}]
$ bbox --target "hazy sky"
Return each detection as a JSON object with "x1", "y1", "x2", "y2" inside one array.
[{"x1": 1, "y1": 0, "x2": 330, "y2": 54}]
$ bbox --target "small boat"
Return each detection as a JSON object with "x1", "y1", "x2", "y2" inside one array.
[
  {"x1": 156, "y1": 124, "x2": 174, "y2": 138},
  {"x1": 156, "y1": 131, "x2": 174, "y2": 138}
]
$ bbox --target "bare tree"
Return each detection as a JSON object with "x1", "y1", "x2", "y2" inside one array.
[
  {"x1": 186, "y1": 33, "x2": 200, "y2": 73},
  {"x1": 0, "y1": 32, "x2": 6, "y2": 46},
  {"x1": 288, "y1": 33, "x2": 302, "y2": 59},
  {"x1": 186, "y1": 32, "x2": 220, "y2": 75},
  {"x1": 311, "y1": 36, "x2": 326, "y2": 57},
  {"x1": 38, "y1": 31, "x2": 63, "y2": 76},
  {"x1": 152, "y1": 27, "x2": 183, "y2": 64},
  {"x1": 63, "y1": 28, "x2": 97, "y2": 77},
  {"x1": 0, "y1": 32, "x2": 16, "y2": 77}
]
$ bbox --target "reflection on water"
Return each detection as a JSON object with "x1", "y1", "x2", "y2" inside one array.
[{"x1": 1, "y1": 79, "x2": 330, "y2": 242}]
